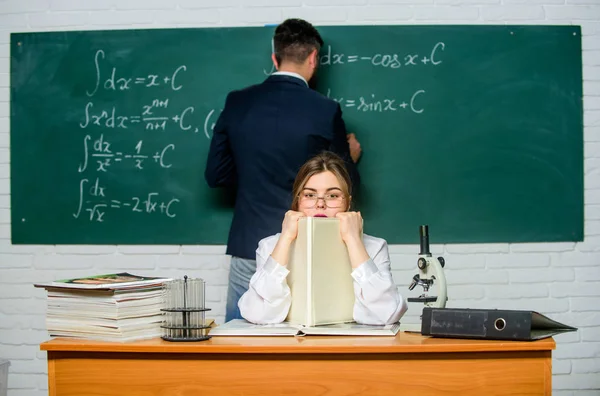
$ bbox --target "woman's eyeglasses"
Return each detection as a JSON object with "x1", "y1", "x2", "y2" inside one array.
[{"x1": 299, "y1": 190, "x2": 345, "y2": 208}]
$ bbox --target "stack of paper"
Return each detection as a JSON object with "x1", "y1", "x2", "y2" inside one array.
[{"x1": 35, "y1": 273, "x2": 171, "y2": 342}]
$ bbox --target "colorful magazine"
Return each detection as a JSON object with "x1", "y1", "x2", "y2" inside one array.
[{"x1": 34, "y1": 272, "x2": 172, "y2": 290}]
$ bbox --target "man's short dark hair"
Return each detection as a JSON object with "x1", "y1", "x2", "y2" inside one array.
[{"x1": 273, "y1": 18, "x2": 324, "y2": 65}]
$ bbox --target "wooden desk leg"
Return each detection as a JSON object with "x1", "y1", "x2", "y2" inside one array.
[
  {"x1": 47, "y1": 353, "x2": 57, "y2": 396},
  {"x1": 545, "y1": 353, "x2": 552, "y2": 394}
]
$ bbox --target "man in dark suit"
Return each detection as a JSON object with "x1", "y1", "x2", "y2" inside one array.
[{"x1": 205, "y1": 18, "x2": 361, "y2": 322}]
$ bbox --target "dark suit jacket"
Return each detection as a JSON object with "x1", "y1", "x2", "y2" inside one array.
[{"x1": 205, "y1": 74, "x2": 360, "y2": 259}]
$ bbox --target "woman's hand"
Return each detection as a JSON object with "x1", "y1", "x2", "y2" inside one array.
[
  {"x1": 271, "y1": 211, "x2": 305, "y2": 267},
  {"x1": 336, "y1": 211, "x2": 363, "y2": 244},
  {"x1": 336, "y1": 211, "x2": 369, "y2": 269},
  {"x1": 280, "y1": 210, "x2": 305, "y2": 243}
]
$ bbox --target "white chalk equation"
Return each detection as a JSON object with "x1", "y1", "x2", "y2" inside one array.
[
  {"x1": 80, "y1": 100, "x2": 201, "y2": 133},
  {"x1": 72, "y1": 50, "x2": 191, "y2": 223},
  {"x1": 78, "y1": 135, "x2": 174, "y2": 172},
  {"x1": 327, "y1": 89, "x2": 426, "y2": 114},
  {"x1": 86, "y1": 50, "x2": 186, "y2": 96},
  {"x1": 264, "y1": 42, "x2": 445, "y2": 74},
  {"x1": 73, "y1": 178, "x2": 180, "y2": 222},
  {"x1": 200, "y1": 89, "x2": 426, "y2": 141},
  {"x1": 320, "y1": 42, "x2": 445, "y2": 68}
]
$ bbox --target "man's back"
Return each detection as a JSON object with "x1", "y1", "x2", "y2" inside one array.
[{"x1": 205, "y1": 74, "x2": 357, "y2": 259}]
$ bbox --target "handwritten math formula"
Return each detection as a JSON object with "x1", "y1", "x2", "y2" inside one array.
[
  {"x1": 78, "y1": 134, "x2": 174, "y2": 173},
  {"x1": 73, "y1": 40, "x2": 447, "y2": 222},
  {"x1": 74, "y1": 50, "x2": 191, "y2": 222},
  {"x1": 73, "y1": 177, "x2": 179, "y2": 222},
  {"x1": 263, "y1": 42, "x2": 446, "y2": 75}
]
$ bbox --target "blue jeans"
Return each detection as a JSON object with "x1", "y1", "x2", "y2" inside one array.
[{"x1": 225, "y1": 256, "x2": 257, "y2": 322}]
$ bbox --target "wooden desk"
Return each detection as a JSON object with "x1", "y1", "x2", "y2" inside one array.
[{"x1": 41, "y1": 333, "x2": 555, "y2": 395}]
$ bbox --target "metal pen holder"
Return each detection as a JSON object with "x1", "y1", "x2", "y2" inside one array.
[{"x1": 161, "y1": 276, "x2": 211, "y2": 342}]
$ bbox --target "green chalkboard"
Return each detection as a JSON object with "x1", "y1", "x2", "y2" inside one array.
[{"x1": 10, "y1": 25, "x2": 583, "y2": 245}]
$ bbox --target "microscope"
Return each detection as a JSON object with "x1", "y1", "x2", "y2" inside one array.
[{"x1": 402, "y1": 225, "x2": 448, "y2": 332}]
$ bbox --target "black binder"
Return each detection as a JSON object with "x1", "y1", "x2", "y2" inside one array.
[{"x1": 421, "y1": 307, "x2": 577, "y2": 341}]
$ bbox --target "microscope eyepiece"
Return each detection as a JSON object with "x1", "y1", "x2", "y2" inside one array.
[{"x1": 419, "y1": 225, "x2": 431, "y2": 256}]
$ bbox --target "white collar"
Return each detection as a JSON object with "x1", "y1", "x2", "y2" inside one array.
[{"x1": 271, "y1": 71, "x2": 308, "y2": 87}]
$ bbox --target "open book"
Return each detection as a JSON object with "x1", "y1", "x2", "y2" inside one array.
[
  {"x1": 34, "y1": 272, "x2": 172, "y2": 291},
  {"x1": 209, "y1": 319, "x2": 400, "y2": 337},
  {"x1": 286, "y1": 217, "x2": 355, "y2": 327}
]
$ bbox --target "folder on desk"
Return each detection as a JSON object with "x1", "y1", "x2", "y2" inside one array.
[{"x1": 421, "y1": 307, "x2": 577, "y2": 341}]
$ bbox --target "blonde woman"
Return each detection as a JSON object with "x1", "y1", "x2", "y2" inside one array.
[{"x1": 238, "y1": 151, "x2": 407, "y2": 325}]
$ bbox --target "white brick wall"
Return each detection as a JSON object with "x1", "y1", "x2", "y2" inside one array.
[{"x1": 0, "y1": 1, "x2": 599, "y2": 395}]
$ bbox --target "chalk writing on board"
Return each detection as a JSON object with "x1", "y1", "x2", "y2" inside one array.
[
  {"x1": 319, "y1": 42, "x2": 445, "y2": 68},
  {"x1": 203, "y1": 109, "x2": 218, "y2": 139},
  {"x1": 78, "y1": 135, "x2": 174, "y2": 173},
  {"x1": 327, "y1": 89, "x2": 426, "y2": 114},
  {"x1": 73, "y1": 178, "x2": 180, "y2": 222},
  {"x1": 73, "y1": 49, "x2": 192, "y2": 222},
  {"x1": 201, "y1": 88, "x2": 427, "y2": 141},
  {"x1": 263, "y1": 42, "x2": 445, "y2": 75},
  {"x1": 80, "y1": 101, "x2": 199, "y2": 133},
  {"x1": 86, "y1": 50, "x2": 186, "y2": 96}
]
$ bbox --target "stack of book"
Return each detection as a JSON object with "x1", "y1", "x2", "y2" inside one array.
[{"x1": 35, "y1": 273, "x2": 171, "y2": 342}]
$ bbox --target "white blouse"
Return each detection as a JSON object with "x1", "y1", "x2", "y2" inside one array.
[{"x1": 238, "y1": 233, "x2": 408, "y2": 325}]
